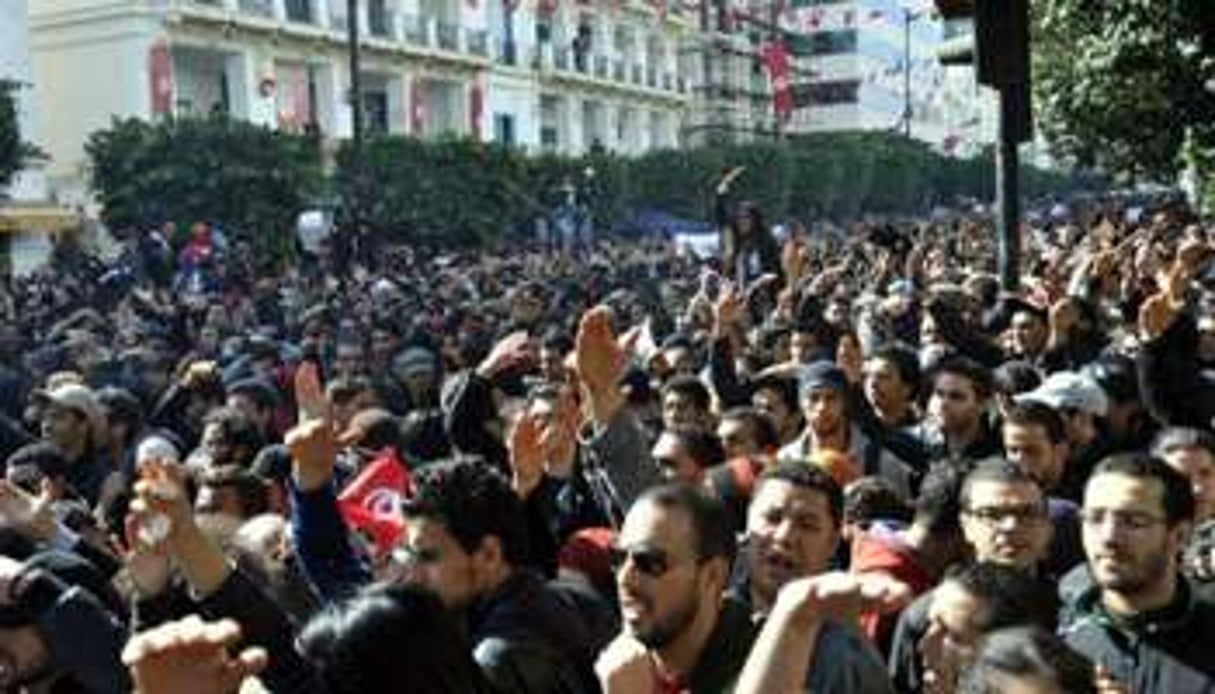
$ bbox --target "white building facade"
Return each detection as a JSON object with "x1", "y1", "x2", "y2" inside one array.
[
  {"x1": 29, "y1": 0, "x2": 695, "y2": 197},
  {"x1": 1, "y1": 0, "x2": 48, "y2": 201},
  {"x1": 778, "y1": 0, "x2": 993, "y2": 154}
]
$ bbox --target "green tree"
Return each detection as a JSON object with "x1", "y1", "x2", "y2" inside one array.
[
  {"x1": 86, "y1": 115, "x2": 322, "y2": 267},
  {"x1": 1033, "y1": 0, "x2": 1215, "y2": 181},
  {"x1": 0, "y1": 80, "x2": 41, "y2": 191}
]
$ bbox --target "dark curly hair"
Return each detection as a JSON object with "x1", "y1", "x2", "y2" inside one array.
[{"x1": 402, "y1": 457, "x2": 529, "y2": 567}]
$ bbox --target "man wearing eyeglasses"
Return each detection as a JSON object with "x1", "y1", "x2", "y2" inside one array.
[
  {"x1": 1062, "y1": 453, "x2": 1215, "y2": 693},
  {"x1": 889, "y1": 459, "x2": 1056, "y2": 692}
]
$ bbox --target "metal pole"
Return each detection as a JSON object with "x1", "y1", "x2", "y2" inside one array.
[
  {"x1": 345, "y1": 0, "x2": 363, "y2": 271},
  {"x1": 347, "y1": 0, "x2": 364, "y2": 151},
  {"x1": 700, "y1": 0, "x2": 713, "y2": 144},
  {"x1": 996, "y1": 84, "x2": 1021, "y2": 291},
  {"x1": 903, "y1": 10, "x2": 911, "y2": 138}
]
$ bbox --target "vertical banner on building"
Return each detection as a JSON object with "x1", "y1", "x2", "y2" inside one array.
[
  {"x1": 410, "y1": 77, "x2": 426, "y2": 134},
  {"x1": 469, "y1": 79, "x2": 484, "y2": 140},
  {"x1": 149, "y1": 40, "x2": 175, "y2": 115},
  {"x1": 762, "y1": 41, "x2": 793, "y2": 122}
]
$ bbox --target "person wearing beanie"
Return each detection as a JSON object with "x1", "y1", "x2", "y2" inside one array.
[{"x1": 778, "y1": 361, "x2": 915, "y2": 501}]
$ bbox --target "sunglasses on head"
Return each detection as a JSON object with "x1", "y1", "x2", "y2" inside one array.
[{"x1": 609, "y1": 546, "x2": 672, "y2": 578}]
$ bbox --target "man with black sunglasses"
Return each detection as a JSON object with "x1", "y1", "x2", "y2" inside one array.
[{"x1": 596, "y1": 484, "x2": 751, "y2": 693}]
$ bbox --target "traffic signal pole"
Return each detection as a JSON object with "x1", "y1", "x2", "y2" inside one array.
[{"x1": 996, "y1": 85, "x2": 1022, "y2": 291}]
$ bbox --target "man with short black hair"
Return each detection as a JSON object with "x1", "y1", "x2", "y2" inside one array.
[
  {"x1": 738, "y1": 463, "x2": 893, "y2": 691},
  {"x1": 1062, "y1": 453, "x2": 1215, "y2": 692},
  {"x1": 597, "y1": 484, "x2": 750, "y2": 693},
  {"x1": 651, "y1": 425, "x2": 725, "y2": 484}
]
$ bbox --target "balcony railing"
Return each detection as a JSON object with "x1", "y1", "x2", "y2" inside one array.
[
  {"x1": 555, "y1": 46, "x2": 571, "y2": 70},
  {"x1": 593, "y1": 55, "x2": 608, "y2": 78},
  {"x1": 646, "y1": 66, "x2": 657, "y2": 87},
  {"x1": 612, "y1": 59, "x2": 625, "y2": 81},
  {"x1": 633, "y1": 64, "x2": 644, "y2": 84},
  {"x1": 663, "y1": 72, "x2": 674, "y2": 90},
  {"x1": 467, "y1": 29, "x2": 489, "y2": 56},
  {"x1": 436, "y1": 21, "x2": 460, "y2": 51}
]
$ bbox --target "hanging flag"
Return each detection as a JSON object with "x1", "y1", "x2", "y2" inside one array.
[
  {"x1": 338, "y1": 449, "x2": 413, "y2": 557},
  {"x1": 469, "y1": 80, "x2": 484, "y2": 140},
  {"x1": 149, "y1": 40, "x2": 175, "y2": 115},
  {"x1": 410, "y1": 77, "x2": 426, "y2": 134},
  {"x1": 761, "y1": 41, "x2": 793, "y2": 122}
]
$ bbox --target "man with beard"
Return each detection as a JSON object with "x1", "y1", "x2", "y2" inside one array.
[
  {"x1": 1062, "y1": 454, "x2": 1215, "y2": 692},
  {"x1": 596, "y1": 484, "x2": 748, "y2": 692},
  {"x1": 737, "y1": 463, "x2": 893, "y2": 691}
]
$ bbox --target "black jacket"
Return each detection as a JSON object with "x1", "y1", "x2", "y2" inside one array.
[
  {"x1": 468, "y1": 570, "x2": 601, "y2": 694},
  {"x1": 1062, "y1": 574, "x2": 1215, "y2": 693},
  {"x1": 1138, "y1": 312, "x2": 1215, "y2": 429}
]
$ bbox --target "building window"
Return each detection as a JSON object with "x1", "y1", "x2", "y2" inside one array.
[
  {"x1": 494, "y1": 113, "x2": 516, "y2": 146},
  {"x1": 368, "y1": 0, "x2": 390, "y2": 37},
  {"x1": 793, "y1": 79, "x2": 860, "y2": 106},
  {"x1": 363, "y1": 90, "x2": 389, "y2": 133},
  {"x1": 284, "y1": 0, "x2": 312, "y2": 23},
  {"x1": 787, "y1": 29, "x2": 857, "y2": 57}
]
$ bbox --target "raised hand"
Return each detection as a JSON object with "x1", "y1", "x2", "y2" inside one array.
[
  {"x1": 123, "y1": 616, "x2": 267, "y2": 694},
  {"x1": 595, "y1": 634, "x2": 655, "y2": 694},
  {"x1": 476, "y1": 330, "x2": 532, "y2": 380},
  {"x1": 0, "y1": 480, "x2": 58, "y2": 544},
  {"x1": 294, "y1": 361, "x2": 326, "y2": 423},
  {"x1": 772, "y1": 571, "x2": 912, "y2": 628},
  {"x1": 507, "y1": 410, "x2": 545, "y2": 499},
  {"x1": 575, "y1": 307, "x2": 626, "y2": 396},
  {"x1": 714, "y1": 280, "x2": 746, "y2": 333},
  {"x1": 285, "y1": 416, "x2": 344, "y2": 493},
  {"x1": 1139, "y1": 291, "x2": 1182, "y2": 342}
]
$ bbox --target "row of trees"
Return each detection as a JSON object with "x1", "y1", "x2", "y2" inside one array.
[{"x1": 85, "y1": 115, "x2": 1094, "y2": 263}]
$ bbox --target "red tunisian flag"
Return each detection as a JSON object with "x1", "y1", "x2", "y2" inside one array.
[
  {"x1": 338, "y1": 449, "x2": 413, "y2": 557},
  {"x1": 762, "y1": 41, "x2": 793, "y2": 122},
  {"x1": 149, "y1": 40, "x2": 175, "y2": 115}
]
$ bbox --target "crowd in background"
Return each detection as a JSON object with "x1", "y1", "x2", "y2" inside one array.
[{"x1": 0, "y1": 183, "x2": 1214, "y2": 693}]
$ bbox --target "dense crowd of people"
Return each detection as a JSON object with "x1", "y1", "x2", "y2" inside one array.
[{"x1": 1, "y1": 186, "x2": 1214, "y2": 693}]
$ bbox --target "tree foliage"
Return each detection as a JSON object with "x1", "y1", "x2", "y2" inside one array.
[
  {"x1": 0, "y1": 80, "x2": 40, "y2": 192},
  {"x1": 1033, "y1": 0, "x2": 1215, "y2": 181},
  {"x1": 337, "y1": 132, "x2": 1094, "y2": 246},
  {"x1": 85, "y1": 115, "x2": 323, "y2": 265}
]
